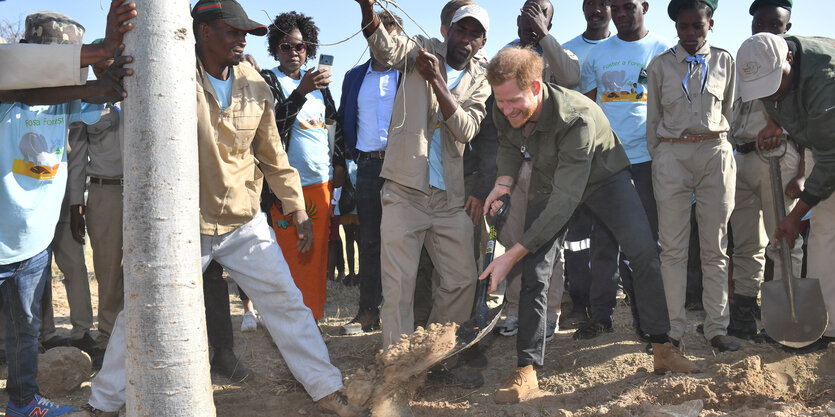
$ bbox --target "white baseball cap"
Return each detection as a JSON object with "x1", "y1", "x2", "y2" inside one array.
[
  {"x1": 451, "y1": 4, "x2": 489, "y2": 36},
  {"x1": 736, "y1": 33, "x2": 789, "y2": 102}
]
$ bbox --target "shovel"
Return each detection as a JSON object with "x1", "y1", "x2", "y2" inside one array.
[
  {"x1": 444, "y1": 194, "x2": 511, "y2": 360},
  {"x1": 760, "y1": 149, "x2": 829, "y2": 348}
]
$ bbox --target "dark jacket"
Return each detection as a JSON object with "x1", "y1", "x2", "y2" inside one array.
[{"x1": 336, "y1": 59, "x2": 372, "y2": 161}]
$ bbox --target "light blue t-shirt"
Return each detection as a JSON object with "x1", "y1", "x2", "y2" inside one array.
[
  {"x1": 428, "y1": 64, "x2": 466, "y2": 190},
  {"x1": 580, "y1": 32, "x2": 672, "y2": 164},
  {"x1": 562, "y1": 34, "x2": 607, "y2": 77},
  {"x1": 273, "y1": 68, "x2": 331, "y2": 187},
  {"x1": 207, "y1": 71, "x2": 234, "y2": 112},
  {"x1": 0, "y1": 101, "x2": 102, "y2": 264}
]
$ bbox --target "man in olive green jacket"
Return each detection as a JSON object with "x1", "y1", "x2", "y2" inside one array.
[
  {"x1": 737, "y1": 32, "x2": 835, "y2": 349},
  {"x1": 481, "y1": 47, "x2": 697, "y2": 404}
]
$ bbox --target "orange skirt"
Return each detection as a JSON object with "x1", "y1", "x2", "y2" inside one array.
[{"x1": 271, "y1": 181, "x2": 331, "y2": 320}]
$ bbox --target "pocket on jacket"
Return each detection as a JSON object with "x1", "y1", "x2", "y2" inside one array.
[{"x1": 233, "y1": 114, "x2": 260, "y2": 151}]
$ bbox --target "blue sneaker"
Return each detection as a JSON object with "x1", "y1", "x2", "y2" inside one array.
[{"x1": 6, "y1": 394, "x2": 78, "y2": 416}]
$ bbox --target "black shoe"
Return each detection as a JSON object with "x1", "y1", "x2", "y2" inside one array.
[
  {"x1": 461, "y1": 344, "x2": 488, "y2": 370},
  {"x1": 710, "y1": 335, "x2": 740, "y2": 352},
  {"x1": 644, "y1": 342, "x2": 653, "y2": 355},
  {"x1": 41, "y1": 334, "x2": 71, "y2": 351},
  {"x1": 753, "y1": 329, "x2": 778, "y2": 344},
  {"x1": 211, "y1": 349, "x2": 255, "y2": 382},
  {"x1": 572, "y1": 320, "x2": 613, "y2": 340},
  {"x1": 727, "y1": 294, "x2": 758, "y2": 340},
  {"x1": 428, "y1": 364, "x2": 484, "y2": 389},
  {"x1": 360, "y1": 310, "x2": 381, "y2": 332},
  {"x1": 559, "y1": 308, "x2": 589, "y2": 330},
  {"x1": 634, "y1": 323, "x2": 651, "y2": 343},
  {"x1": 73, "y1": 333, "x2": 106, "y2": 369},
  {"x1": 696, "y1": 324, "x2": 704, "y2": 334}
]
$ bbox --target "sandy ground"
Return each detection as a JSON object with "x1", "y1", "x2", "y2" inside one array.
[{"x1": 1, "y1": 254, "x2": 833, "y2": 416}]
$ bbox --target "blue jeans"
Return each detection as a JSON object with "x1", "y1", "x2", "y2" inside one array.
[{"x1": 0, "y1": 247, "x2": 51, "y2": 406}]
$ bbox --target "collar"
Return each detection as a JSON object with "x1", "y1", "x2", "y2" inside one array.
[
  {"x1": 673, "y1": 41, "x2": 712, "y2": 63},
  {"x1": 365, "y1": 60, "x2": 397, "y2": 75},
  {"x1": 530, "y1": 85, "x2": 556, "y2": 134}
]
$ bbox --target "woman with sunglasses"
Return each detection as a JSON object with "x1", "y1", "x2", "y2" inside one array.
[{"x1": 261, "y1": 11, "x2": 345, "y2": 335}]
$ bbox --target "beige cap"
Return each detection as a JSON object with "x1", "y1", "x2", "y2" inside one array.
[
  {"x1": 736, "y1": 33, "x2": 789, "y2": 102},
  {"x1": 451, "y1": 4, "x2": 489, "y2": 35}
]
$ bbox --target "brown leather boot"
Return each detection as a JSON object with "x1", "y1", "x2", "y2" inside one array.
[
  {"x1": 653, "y1": 342, "x2": 700, "y2": 374},
  {"x1": 495, "y1": 365, "x2": 538, "y2": 403}
]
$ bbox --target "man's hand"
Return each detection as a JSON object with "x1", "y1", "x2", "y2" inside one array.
[
  {"x1": 415, "y1": 49, "x2": 443, "y2": 84},
  {"x1": 297, "y1": 68, "x2": 332, "y2": 96},
  {"x1": 478, "y1": 244, "x2": 529, "y2": 293},
  {"x1": 87, "y1": 53, "x2": 134, "y2": 103},
  {"x1": 774, "y1": 200, "x2": 812, "y2": 250},
  {"x1": 102, "y1": 0, "x2": 137, "y2": 57},
  {"x1": 483, "y1": 181, "x2": 512, "y2": 216},
  {"x1": 70, "y1": 204, "x2": 86, "y2": 245},
  {"x1": 520, "y1": 2, "x2": 549, "y2": 44},
  {"x1": 757, "y1": 116, "x2": 784, "y2": 151},
  {"x1": 464, "y1": 196, "x2": 484, "y2": 226},
  {"x1": 785, "y1": 174, "x2": 805, "y2": 199},
  {"x1": 293, "y1": 209, "x2": 314, "y2": 253}
]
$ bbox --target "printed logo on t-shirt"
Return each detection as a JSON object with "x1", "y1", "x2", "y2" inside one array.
[
  {"x1": 299, "y1": 114, "x2": 327, "y2": 131},
  {"x1": 12, "y1": 132, "x2": 63, "y2": 180},
  {"x1": 599, "y1": 66, "x2": 649, "y2": 103}
]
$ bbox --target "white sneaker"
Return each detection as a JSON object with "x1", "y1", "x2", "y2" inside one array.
[
  {"x1": 241, "y1": 311, "x2": 259, "y2": 332},
  {"x1": 494, "y1": 315, "x2": 519, "y2": 337}
]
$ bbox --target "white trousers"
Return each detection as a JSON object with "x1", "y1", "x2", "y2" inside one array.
[{"x1": 89, "y1": 213, "x2": 343, "y2": 412}]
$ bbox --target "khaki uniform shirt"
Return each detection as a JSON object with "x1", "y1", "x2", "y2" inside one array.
[
  {"x1": 540, "y1": 35, "x2": 581, "y2": 89},
  {"x1": 0, "y1": 44, "x2": 88, "y2": 89},
  {"x1": 367, "y1": 25, "x2": 491, "y2": 208},
  {"x1": 67, "y1": 104, "x2": 123, "y2": 206},
  {"x1": 646, "y1": 41, "x2": 735, "y2": 156},
  {"x1": 196, "y1": 59, "x2": 304, "y2": 235},
  {"x1": 730, "y1": 97, "x2": 786, "y2": 146},
  {"x1": 494, "y1": 84, "x2": 630, "y2": 252}
]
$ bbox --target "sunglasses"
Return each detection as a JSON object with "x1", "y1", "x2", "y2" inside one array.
[{"x1": 279, "y1": 42, "x2": 306, "y2": 54}]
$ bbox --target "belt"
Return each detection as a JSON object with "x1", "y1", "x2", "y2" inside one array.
[
  {"x1": 89, "y1": 177, "x2": 123, "y2": 186},
  {"x1": 659, "y1": 132, "x2": 727, "y2": 143},
  {"x1": 736, "y1": 141, "x2": 757, "y2": 154},
  {"x1": 357, "y1": 150, "x2": 385, "y2": 160}
]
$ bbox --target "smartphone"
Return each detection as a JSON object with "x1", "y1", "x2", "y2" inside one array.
[{"x1": 318, "y1": 54, "x2": 334, "y2": 73}]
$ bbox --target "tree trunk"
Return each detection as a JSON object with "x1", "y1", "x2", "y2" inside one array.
[{"x1": 121, "y1": 1, "x2": 214, "y2": 415}]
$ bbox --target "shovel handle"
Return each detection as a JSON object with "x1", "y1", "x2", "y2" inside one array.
[
  {"x1": 767, "y1": 155, "x2": 798, "y2": 322},
  {"x1": 475, "y1": 194, "x2": 511, "y2": 329}
]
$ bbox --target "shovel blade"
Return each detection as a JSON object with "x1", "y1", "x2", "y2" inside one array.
[
  {"x1": 443, "y1": 301, "x2": 505, "y2": 361},
  {"x1": 761, "y1": 277, "x2": 829, "y2": 348}
]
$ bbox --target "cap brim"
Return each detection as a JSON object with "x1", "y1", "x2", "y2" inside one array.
[
  {"x1": 224, "y1": 16, "x2": 268, "y2": 36},
  {"x1": 739, "y1": 65, "x2": 782, "y2": 102}
]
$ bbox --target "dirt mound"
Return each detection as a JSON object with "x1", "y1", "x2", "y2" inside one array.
[{"x1": 343, "y1": 322, "x2": 459, "y2": 414}]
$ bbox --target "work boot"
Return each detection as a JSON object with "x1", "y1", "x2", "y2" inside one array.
[
  {"x1": 210, "y1": 348, "x2": 255, "y2": 382},
  {"x1": 572, "y1": 320, "x2": 613, "y2": 340},
  {"x1": 317, "y1": 391, "x2": 369, "y2": 417},
  {"x1": 558, "y1": 307, "x2": 588, "y2": 330},
  {"x1": 495, "y1": 365, "x2": 538, "y2": 404},
  {"x1": 727, "y1": 294, "x2": 758, "y2": 340},
  {"x1": 710, "y1": 335, "x2": 740, "y2": 352},
  {"x1": 652, "y1": 342, "x2": 700, "y2": 374},
  {"x1": 79, "y1": 404, "x2": 119, "y2": 417}
]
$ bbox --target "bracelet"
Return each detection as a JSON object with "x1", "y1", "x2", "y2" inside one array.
[{"x1": 495, "y1": 183, "x2": 512, "y2": 188}]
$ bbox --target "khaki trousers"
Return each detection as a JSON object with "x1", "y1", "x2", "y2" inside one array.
[
  {"x1": 653, "y1": 140, "x2": 736, "y2": 340},
  {"x1": 498, "y1": 160, "x2": 564, "y2": 322},
  {"x1": 379, "y1": 181, "x2": 477, "y2": 349},
  {"x1": 41, "y1": 196, "x2": 94, "y2": 341},
  {"x1": 86, "y1": 182, "x2": 125, "y2": 340},
  {"x1": 805, "y1": 150, "x2": 835, "y2": 337},
  {"x1": 730, "y1": 146, "x2": 803, "y2": 297}
]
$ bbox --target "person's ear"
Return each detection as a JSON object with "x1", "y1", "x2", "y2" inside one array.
[
  {"x1": 531, "y1": 79, "x2": 542, "y2": 96},
  {"x1": 441, "y1": 25, "x2": 448, "y2": 39},
  {"x1": 642, "y1": 1, "x2": 649, "y2": 14},
  {"x1": 708, "y1": 18, "x2": 714, "y2": 31},
  {"x1": 785, "y1": 22, "x2": 792, "y2": 33},
  {"x1": 786, "y1": 50, "x2": 793, "y2": 66}
]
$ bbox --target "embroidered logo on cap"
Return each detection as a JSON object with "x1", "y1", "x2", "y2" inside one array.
[{"x1": 741, "y1": 61, "x2": 760, "y2": 77}]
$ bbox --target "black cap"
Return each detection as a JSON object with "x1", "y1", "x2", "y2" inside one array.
[
  {"x1": 667, "y1": 0, "x2": 718, "y2": 21},
  {"x1": 749, "y1": 0, "x2": 792, "y2": 15},
  {"x1": 191, "y1": 0, "x2": 267, "y2": 36}
]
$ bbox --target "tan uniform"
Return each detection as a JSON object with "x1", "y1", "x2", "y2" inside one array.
[
  {"x1": 0, "y1": 43, "x2": 88, "y2": 89},
  {"x1": 67, "y1": 104, "x2": 124, "y2": 341},
  {"x1": 805, "y1": 150, "x2": 835, "y2": 338},
  {"x1": 729, "y1": 98, "x2": 803, "y2": 297},
  {"x1": 647, "y1": 41, "x2": 736, "y2": 340}
]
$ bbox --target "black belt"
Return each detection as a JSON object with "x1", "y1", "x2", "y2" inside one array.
[
  {"x1": 357, "y1": 150, "x2": 385, "y2": 160},
  {"x1": 736, "y1": 141, "x2": 757, "y2": 154},
  {"x1": 89, "y1": 177, "x2": 123, "y2": 186}
]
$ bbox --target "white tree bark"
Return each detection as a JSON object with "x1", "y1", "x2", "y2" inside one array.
[{"x1": 121, "y1": 1, "x2": 214, "y2": 415}]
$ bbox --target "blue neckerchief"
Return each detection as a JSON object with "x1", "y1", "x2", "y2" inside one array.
[{"x1": 679, "y1": 46, "x2": 708, "y2": 103}]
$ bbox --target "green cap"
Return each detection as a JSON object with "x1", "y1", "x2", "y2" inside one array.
[
  {"x1": 749, "y1": 0, "x2": 792, "y2": 15},
  {"x1": 23, "y1": 11, "x2": 85, "y2": 45},
  {"x1": 667, "y1": 0, "x2": 718, "y2": 21}
]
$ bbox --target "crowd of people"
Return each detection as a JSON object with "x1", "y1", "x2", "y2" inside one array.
[{"x1": 0, "y1": 0, "x2": 832, "y2": 415}]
